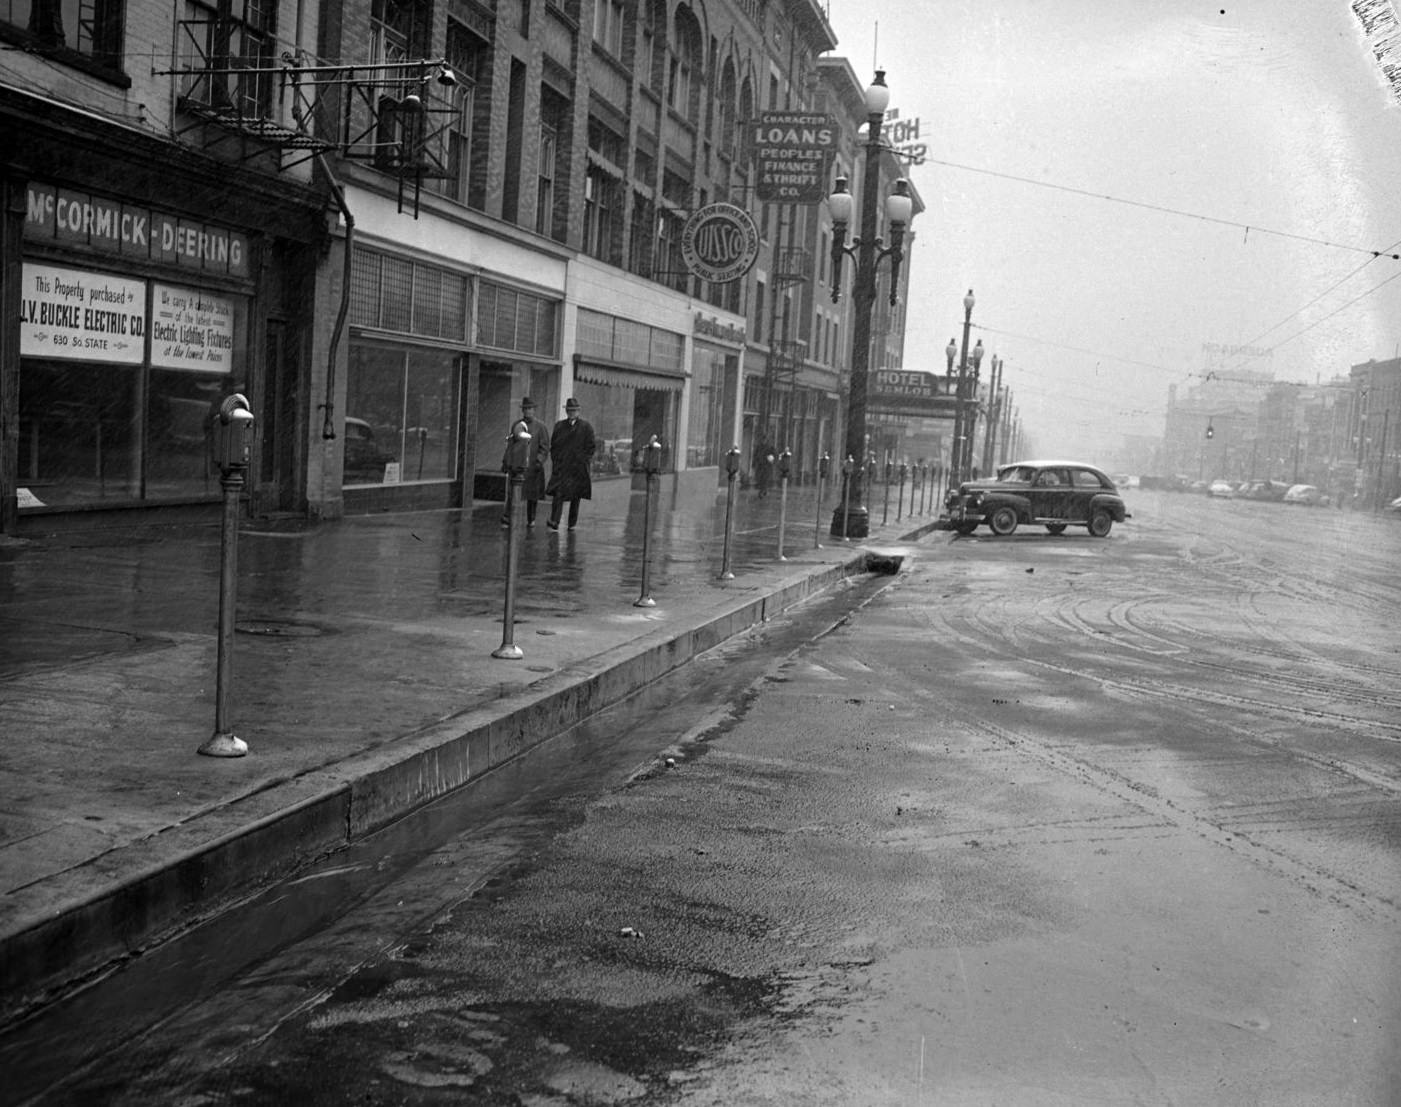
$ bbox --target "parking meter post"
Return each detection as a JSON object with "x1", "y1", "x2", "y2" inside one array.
[
  {"x1": 720, "y1": 445, "x2": 741, "y2": 579},
  {"x1": 839, "y1": 455, "x2": 855, "y2": 542},
  {"x1": 776, "y1": 448, "x2": 791, "y2": 561},
  {"x1": 635, "y1": 436, "x2": 662, "y2": 606},
  {"x1": 492, "y1": 421, "x2": 531, "y2": 659},
  {"x1": 897, "y1": 462, "x2": 908, "y2": 521},
  {"x1": 814, "y1": 452, "x2": 830, "y2": 548},
  {"x1": 199, "y1": 395, "x2": 255, "y2": 758},
  {"x1": 882, "y1": 460, "x2": 892, "y2": 525}
]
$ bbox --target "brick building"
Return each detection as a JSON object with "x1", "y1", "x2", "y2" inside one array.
[{"x1": 2, "y1": 0, "x2": 919, "y2": 531}]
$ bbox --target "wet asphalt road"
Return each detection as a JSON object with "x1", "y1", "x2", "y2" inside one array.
[{"x1": 15, "y1": 492, "x2": 1401, "y2": 1105}]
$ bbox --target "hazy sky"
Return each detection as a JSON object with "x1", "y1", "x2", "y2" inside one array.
[{"x1": 821, "y1": 0, "x2": 1401, "y2": 459}]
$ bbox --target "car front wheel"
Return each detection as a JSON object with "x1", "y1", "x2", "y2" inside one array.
[
  {"x1": 1088, "y1": 509, "x2": 1113, "y2": 537},
  {"x1": 989, "y1": 506, "x2": 1019, "y2": 536}
]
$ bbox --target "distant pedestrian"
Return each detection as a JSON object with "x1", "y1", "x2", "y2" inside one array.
[
  {"x1": 546, "y1": 397, "x2": 596, "y2": 530},
  {"x1": 501, "y1": 396, "x2": 550, "y2": 528},
  {"x1": 754, "y1": 442, "x2": 775, "y2": 497}
]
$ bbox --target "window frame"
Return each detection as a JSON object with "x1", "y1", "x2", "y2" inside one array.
[{"x1": 0, "y1": 0, "x2": 127, "y2": 81}]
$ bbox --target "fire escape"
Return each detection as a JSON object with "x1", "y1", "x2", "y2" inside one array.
[
  {"x1": 159, "y1": 22, "x2": 460, "y2": 217},
  {"x1": 759, "y1": 242, "x2": 812, "y2": 445}
]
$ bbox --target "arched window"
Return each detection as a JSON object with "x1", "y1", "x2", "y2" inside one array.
[
  {"x1": 718, "y1": 58, "x2": 737, "y2": 153},
  {"x1": 739, "y1": 75, "x2": 755, "y2": 164},
  {"x1": 667, "y1": 4, "x2": 702, "y2": 117}
]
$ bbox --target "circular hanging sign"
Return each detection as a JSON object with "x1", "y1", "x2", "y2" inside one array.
[{"x1": 681, "y1": 203, "x2": 761, "y2": 284}]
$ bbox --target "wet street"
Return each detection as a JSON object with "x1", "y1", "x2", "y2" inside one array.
[{"x1": 12, "y1": 492, "x2": 1401, "y2": 1105}]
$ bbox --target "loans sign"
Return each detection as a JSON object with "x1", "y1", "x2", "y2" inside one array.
[
  {"x1": 751, "y1": 111, "x2": 837, "y2": 203},
  {"x1": 681, "y1": 203, "x2": 760, "y2": 283}
]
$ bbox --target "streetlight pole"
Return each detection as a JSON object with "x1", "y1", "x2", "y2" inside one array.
[
  {"x1": 826, "y1": 70, "x2": 914, "y2": 539},
  {"x1": 947, "y1": 290, "x2": 984, "y2": 486},
  {"x1": 981, "y1": 355, "x2": 1003, "y2": 476}
]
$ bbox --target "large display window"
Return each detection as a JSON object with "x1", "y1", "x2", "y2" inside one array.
[
  {"x1": 17, "y1": 263, "x2": 248, "y2": 508},
  {"x1": 687, "y1": 342, "x2": 731, "y2": 468},
  {"x1": 343, "y1": 342, "x2": 462, "y2": 486}
]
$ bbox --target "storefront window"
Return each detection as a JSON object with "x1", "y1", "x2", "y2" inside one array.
[
  {"x1": 687, "y1": 344, "x2": 729, "y2": 468},
  {"x1": 344, "y1": 342, "x2": 460, "y2": 485},
  {"x1": 17, "y1": 264, "x2": 248, "y2": 508},
  {"x1": 572, "y1": 380, "x2": 677, "y2": 476}
]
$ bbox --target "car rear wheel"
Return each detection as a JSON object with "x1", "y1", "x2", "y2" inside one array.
[
  {"x1": 1088, "y1": 509, "x2": 1113, "y2": 537},
  {"x1": 989, "y1": 506, "x2": 1019, "y2": 536},
  {"x1": 1045, "y1": 523, "x2": 1067, "y2": 535}
]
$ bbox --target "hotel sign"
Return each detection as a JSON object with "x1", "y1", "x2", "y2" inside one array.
[{"x1": 869, "y1": 370, "x2": 955, "y2": 416}]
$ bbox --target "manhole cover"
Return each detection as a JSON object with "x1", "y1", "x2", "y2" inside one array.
[{"x1": 235, "y1": 620, "x2": 326, "y2": 638}]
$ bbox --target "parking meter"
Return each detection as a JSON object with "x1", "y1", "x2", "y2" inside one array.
[
  {"x1": 819, "y1": 453, "x2": 830, "y2": 480},
  {"x1": 778, "y1": 449, "x2": 791, "y2": 481},
  {"x1": 503, "y1": 419, "x2": 532, "y2": 471},
  {"x1": 843, "y1": 455, "x2": 854, "y2": 478},
  {"x1": 215, "y1": 394, "x2": 255, "y2": 472},
  {"x1": 643, "y1": 435, "x2": 663, "y2": 475},
  {"x1": 720, "y1": 445, "x2": 742, "y2": 579}
]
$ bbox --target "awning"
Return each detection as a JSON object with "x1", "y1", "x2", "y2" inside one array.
[{"x1": 573, "y1": 361, "x2": 684, "y2": 393}]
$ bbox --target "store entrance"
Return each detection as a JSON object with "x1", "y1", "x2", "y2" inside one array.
[{"x1": 255, "y1": 321, "x2": 300, "y2": 514}]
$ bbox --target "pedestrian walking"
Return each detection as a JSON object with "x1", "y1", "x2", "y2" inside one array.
[
  {"x1": 754, "y1": 441, "x2": 775, "y2": 497},
  {"x1": 501, "y1": 396, "x2": 550, "y2": 528},
  {"x1": 546, "y1": 397, "x2": 596, "y2": 530}
]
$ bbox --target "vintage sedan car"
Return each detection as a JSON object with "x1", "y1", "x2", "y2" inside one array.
[
  {"x1": 1282, "y1": 483, "x2": 1330, "y2": 506},
  {"x1": 1207, "y1": 479, "x2": 1235, "y2": 498},
  {"x1": 945, "y1": 460, "x2": 1131, "y2": 537}
]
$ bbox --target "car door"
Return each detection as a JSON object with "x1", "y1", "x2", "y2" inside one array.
[
  {"x1": 1029, "y1": 467, "x2": 1070, "y2": 519},
  {"x1": 1066, "y1": 468, "x2": 1104, "y2": 521}
]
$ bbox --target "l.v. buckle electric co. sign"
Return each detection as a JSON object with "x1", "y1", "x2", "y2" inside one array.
[{"x1": 681, "y1": 203, "x2": 760, "y2": 284}]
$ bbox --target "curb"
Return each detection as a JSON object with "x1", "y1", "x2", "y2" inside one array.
[{"x1": 1, "y1": 549, "x2": 880, "y2": 1021}]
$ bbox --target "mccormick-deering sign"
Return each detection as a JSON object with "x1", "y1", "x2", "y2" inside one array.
[
  {"x1": 24, "y1": 183, "x2": 251, "y2": 278},
  {"x1": 751, "y1": 111, "x2": 837, "y2": 202},
  {"x1": 681, "y1": 203, "x2": 760, "y2": 283}
]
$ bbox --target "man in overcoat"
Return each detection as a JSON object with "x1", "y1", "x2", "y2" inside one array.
[
  {"x1": 501, "y1": 396, "x2": 550, "y2": 527},
  {"x1": 546, "y1": 397, "x2": 596, "y2": 530}
]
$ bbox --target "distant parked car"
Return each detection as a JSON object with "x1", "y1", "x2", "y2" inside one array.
[
  {"x1": 1283, "y1": 483, "x2": 1329, "y2": 507},
  {"x1": 944, "y1": 459, "x2": 1131, "y2": 537},
  {"x1": 1207, "y1": 479, "x2": 1235, "y2": 498},
  {"x1": 1383, "y1": 495, "x2": 1401, "y2": 515},
  {"x1": 1241, "y1": 480, "x2": 1289, "y2": 501}
]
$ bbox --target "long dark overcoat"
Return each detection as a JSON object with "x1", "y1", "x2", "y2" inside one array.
[
  {"x1": 501, "y1": 415, "x2": 551, "y2": 501},
  {"x1": 545, "y1": 417, "x2": 596, "y2": 501}
]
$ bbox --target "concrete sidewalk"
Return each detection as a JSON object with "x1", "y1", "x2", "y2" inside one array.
[{"x1": 0, "y1": 477, "x2": 941, "y2": 1020}]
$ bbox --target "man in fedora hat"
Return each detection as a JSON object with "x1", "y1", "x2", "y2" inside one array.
[
  {"x1": 501, "y1": 395, "x2": 550, "y2": 527},
  {"x1": 545, "y1": 397, "x2": 596, "y2": 530}
]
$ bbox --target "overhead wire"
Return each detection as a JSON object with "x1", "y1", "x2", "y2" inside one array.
[{"x1": 925, "y1": 156, "x2": 1401, "y2": 261}]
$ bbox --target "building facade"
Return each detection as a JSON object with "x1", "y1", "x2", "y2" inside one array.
[{"x1": 2, "y1": 0, "x2": 924, "y2": 533}]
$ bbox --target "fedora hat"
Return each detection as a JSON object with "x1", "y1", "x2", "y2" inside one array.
[{"x1": 564, "y1": 397, "x2": 580, "y2": 410}]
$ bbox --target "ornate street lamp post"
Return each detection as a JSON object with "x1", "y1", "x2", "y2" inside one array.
[
  {"x1": 945, "y1": 291, "x2": 984, "y2": 487},
  {"x1": 826, "y1": 70, "x2": 915, "y2": 539}
]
